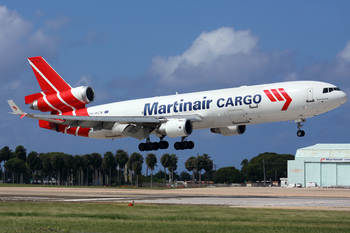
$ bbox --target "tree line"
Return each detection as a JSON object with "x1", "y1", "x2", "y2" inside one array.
[
  {"x1": 0, "y1": 145, "x2": 293, "y2": 186},
  {"x1": 214, "y1": 152, "x2": 294, "y2": 184},
  {"x1": 0, "y1": 145, "x2": 215, "y2": 186}
]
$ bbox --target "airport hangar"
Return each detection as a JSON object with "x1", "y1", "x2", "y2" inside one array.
[{"x1": 287, "y1": 144, "x2": 350, "y2": 187}]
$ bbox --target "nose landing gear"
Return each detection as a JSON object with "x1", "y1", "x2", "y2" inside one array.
[{"x1": 296, "y1": 119, "x2": 306, "y2": 137}]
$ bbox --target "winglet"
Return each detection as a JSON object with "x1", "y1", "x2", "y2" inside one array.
[{"x1": 7, "y1": 100, "x2": 26, "y2": 116}]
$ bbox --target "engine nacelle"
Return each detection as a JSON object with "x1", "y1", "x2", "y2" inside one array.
[
  {"x1": 210, "y1": 125, "x2": 246, "y2": 136},
  {"x1": 29, "y1": 86, "x2": 94, "y2": 112},
  {"x1": 157, "y1": 119, "x2": 193, "y2": 138}
]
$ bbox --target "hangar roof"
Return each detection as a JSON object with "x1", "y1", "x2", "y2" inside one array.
[{"x1": 295, "y1": 143, "x2": 350, "y2": 158}]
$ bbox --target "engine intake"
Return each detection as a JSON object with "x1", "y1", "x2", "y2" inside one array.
[
  {"x1": 29, "y1": 86, "x2": 94, "y2": 112},
  {"x1": 157, "y1": 119, "x2": 193, "y2": 138},
  {"x1": 210, "y1": 125, "x2": 246, "y2": 136}
]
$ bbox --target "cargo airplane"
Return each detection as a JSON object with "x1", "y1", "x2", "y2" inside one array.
[{"x1": 8, "y1": 57, "x2": 348, "y2": 151}]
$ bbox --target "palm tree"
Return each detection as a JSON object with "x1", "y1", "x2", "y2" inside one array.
[
  {"x1": 82, "y1": 154, "x2": 92, "y2": 186},
  {"x1": 14, "y1": 145, "x2": 26, "y2": 162},
  {"x1": 14, "y1": 145, "x2": 26, "y2": 183},
  {"x1": 115, "y1": 149, "x2": 129, "y2": 187},
  {"x1": 103, "y1": 151, "x2": 115, "y2": 186},
  {"x1": 127, "y1": 152, "x2": 143, "y2": 187},
  {"x1": 4, "y1": 158, "x2": 25, "y2": 184},
  {"x1": 27, "y1": 151, "x2": 42, "y2": 183},
  {"x1": 201, "y1": 154, "x2": 213, "y2": 183},
  {"x1": 240, "y1": 158, "x2": 249, "y2": 181},
  {"x1": 90, "y1": 153, "x2": 102, "y2": 186},
  {"x1": 41, "y1": 153, "x2": 54, "y2": 185},
  {"x1": 185, "y1": 156, "x2": 196, "y2": 184},
  {"x1": 51, "y1": 153, "x2": 65, "y2": 185},
  {"x1": 167, "y1": 154, "x2": 178, "y2": 183},
  {"x1": 146, "y1": 153, "x2": 157, "y2": 187},
  {"x1": 63, "y1": 154, "x2": 74, "y2": 186},
  {"x1": 132, "y1": 161, "x2": 143, "y2": 187},
  {"x1": 74, "y1": 155, "x2": 84, "y2": 186},
  {"x1": 0, "y1": 146, "x2": 13, "y2": 183},
  {"x1": 161, "y1": 153, "x2": 171, "y2": 182}
]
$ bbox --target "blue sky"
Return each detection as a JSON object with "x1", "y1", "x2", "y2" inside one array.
[{"x1": 1, "y1": 1, "x2": 350, "y2": 173}]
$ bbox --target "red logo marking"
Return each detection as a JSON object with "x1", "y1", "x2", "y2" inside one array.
[
  {"x1": 12, "y1": 106, "x2": 17, "y2": 111},
  {"x1": 263, "y1": 88, "x2": 292, "y2": 111}
]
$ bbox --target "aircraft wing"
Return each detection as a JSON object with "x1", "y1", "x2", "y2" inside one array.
[{"x1": 7, "y1": 100, "x2": 202, "y2": 130}]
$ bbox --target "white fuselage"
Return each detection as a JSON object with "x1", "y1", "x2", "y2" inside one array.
[{"x1": 86, "y1": 81, "x2": 347, "y2": 139}]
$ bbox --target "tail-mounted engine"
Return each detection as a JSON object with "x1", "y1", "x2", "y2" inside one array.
[
  {"x1": 27, "y1": 86, "x2": 94, "y2": 112},
  {"x1": 211, "y1": 125, "x2": 246, "y2": 136},
  {"x1": 157, "y1": 119, "x2": 193, "y2": 138}
]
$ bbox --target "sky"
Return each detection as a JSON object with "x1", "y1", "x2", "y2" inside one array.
[{"x1": 1, "y1": 1, "x2": 350, "y2": 174}]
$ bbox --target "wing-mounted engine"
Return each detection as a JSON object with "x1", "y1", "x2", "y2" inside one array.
[
  {"x1": 210, "y1": 125, "x2": 246, "y2": 136},
  {"x1": 157, "y1": 119, "x2": 193, "y2": 138},
  {"x1": 26, "y1": 86, "x2": 94, "y2": 113}
]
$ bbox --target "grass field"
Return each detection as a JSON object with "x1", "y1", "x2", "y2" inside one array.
[{"x1": 0, "y1": 202, "x2": 349, "y2": 232}]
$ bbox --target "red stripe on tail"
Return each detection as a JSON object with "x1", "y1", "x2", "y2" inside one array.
[{"x1": 28, "y1": 56, "x2": 71, "y2": 93}]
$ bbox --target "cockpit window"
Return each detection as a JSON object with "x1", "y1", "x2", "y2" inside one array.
[{"x1": 323, "y1": 87, "x2": 341, "y2": 94}]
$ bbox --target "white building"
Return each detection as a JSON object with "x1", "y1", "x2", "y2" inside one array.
[{"x1": 288, "y1": 144, "x2": 350, "y2": 187}]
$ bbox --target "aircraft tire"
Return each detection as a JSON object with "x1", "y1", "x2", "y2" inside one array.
[
  {"x1": 164, "y1": 141, "x2": 169, "y2": 149},
  {"x1": 153, "y1": 142, "x2": 159, "y2": 151},
  {"x1": 139, "y1": 143, "x2": 146, "y2": 151},
  {"x1": 159, "y1": 141, "x2": 169, "y2": 149},
  {"x1": 182, "y1": 141, "x2": 188, "y2": 149},
  {"x1": 174, "y1": 142, "x2": 181, "y2": 150},
  {"x1": 297, "y1": 130, "x2": 305, "y2": 137}
]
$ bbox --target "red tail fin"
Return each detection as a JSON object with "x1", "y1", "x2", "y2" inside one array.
[
  {"x1": 25, "y1": 56, "x2": 94, "y2": 114},
  {"x1": 28, "y1": 56, "x2": 71, "y2": 93}
]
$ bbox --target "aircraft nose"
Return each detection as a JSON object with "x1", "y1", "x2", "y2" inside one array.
[{"x1": 340, "y1": 91, "x2": 348, "y2": 105}]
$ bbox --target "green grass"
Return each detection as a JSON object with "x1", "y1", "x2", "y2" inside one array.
[{"x1": 0, "y1": 202, "x2": 349, "y2": 232}]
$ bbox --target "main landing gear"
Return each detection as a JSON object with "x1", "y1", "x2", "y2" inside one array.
[
  {"x1": 139, "y1": 138, "x2": 169, "y2": 151},
  {"x1": 138, "y1": 137, "x2": 195, "y2": 151},
  {"x1": 296, "y1": 120, "x2": 305, "y2": 137},
  {"x1": 174, "y1": 137, "x2": 195, "y2": 150}
]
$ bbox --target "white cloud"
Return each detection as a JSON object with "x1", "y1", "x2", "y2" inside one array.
[
  {"x1": 149, "y1": 27, "x2": 296, "y2": 91},
  {"x1": 337, "y1": 41, "x2": 350, "y2": 62},
  {"x1": 300, "y1": 40, "x2": 350, "y2": 85},
  {"x1": 75, "y1": 75, "x2": 93, "y2": 86},
  {"x1": 0, "y1": 6, "x2": 61, "y2": 81},
  {"x1": 45, "y1": 15, "x2": 69, "y2": 29},
  {"x1": 83, "y1": 30, "x2": 109, "y2": 44}
]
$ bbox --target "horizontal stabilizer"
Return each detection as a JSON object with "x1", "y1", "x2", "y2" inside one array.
[{"x1": 7, "y1": 100, "x2": 25, "y2": 116}]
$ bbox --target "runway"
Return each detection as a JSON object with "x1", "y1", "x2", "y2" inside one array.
[{"x1": 1, "y1": 186, "x2": 350, "y2": 210}]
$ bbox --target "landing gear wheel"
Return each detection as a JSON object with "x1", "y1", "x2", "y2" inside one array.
[
  {"x1": 188, "y1": 141, "x2": 195, "y2": 149},
  {"x1": 174, "y1": 142, "x2": 181, "y2": 150},
  {"x1": 174, "y1": 141, "x2": 195, "y2": 150},
  {"x1": 297, "y1": 130, "x2": 305, "y2": 137},
  {"x1": 139, "y1": 143, "x2": 146, "y2": 151},
  {"x1": 183, "y1": 141, "x2": 189, "y2": 149},
  {"x1": 159, "y1": 141, "x2": 169, "y2": 149},
  {"x1": 153, "y1": 142, "x2": 159, "y2": 151}
]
